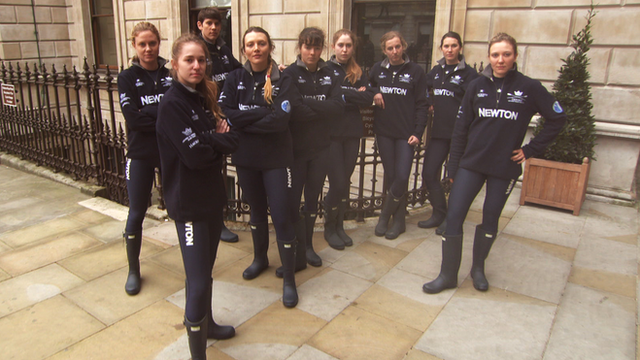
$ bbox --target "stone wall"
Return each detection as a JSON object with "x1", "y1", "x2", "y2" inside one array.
[{"x1": 0, "y1": 0, "x2": 73, "y2": 70}]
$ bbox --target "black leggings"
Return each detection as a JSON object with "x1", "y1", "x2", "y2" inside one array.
[
  {"x1": 237, "y1": 166, "x2": 295, "y2": 241},
  {"x1": 175, "y1": 216, "x2": 221, "y2": 322},
  {"x1": 376, "y1": 135, "x2": 415, "y2": 197},
  {"x1": 125, "y1": 158, "x2": 159, "y2": 233},
  {"x1": 291, "y1": 147, "x2": 330, "y2": 214},
  {"x1": 445, "y1": 168, "x2": 516, "y2": 236},
  {"x1": 325, "y1": 138, "x2": 360, "y2": 207},
  {"x1": 421, "y1": 138, "x2": 450, "y2": 195}
]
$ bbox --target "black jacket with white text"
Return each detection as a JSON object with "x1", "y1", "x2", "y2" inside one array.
[
  {"x1": 448, "y1": 64, "x2": 567, "y2": 180},
  {"x1": 117, "y1": 57, "x2": 172, "y2": 161},
  {"x1": 156, "y1": 80, "x2": 239, "y2": 222},
  {"x1": 201, "y1": 35, "x2": 242, "y2": 90}
]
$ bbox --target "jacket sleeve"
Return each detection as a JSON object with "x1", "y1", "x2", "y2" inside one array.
[
  {"x1": 368, "y1": 66, "x2": 381, "y2": 95},
  {"x1": 118, "y1": 72, "x2": 157, "y2": 132},
  {"x1": 447, "y1": 86, "x2": 475, "y2": 179},
  {"x1": 521, "y1": 81, "x2": 567, "y2": 159},
  {"x1": 412, "y1": 69, "x2": 429, "y2": 139},
  {"x1": 157, "y1": 98, "x2": 225, "y2": 170},
  {"x1": 302, "y1": 74, "x2": 346, "y2": 118},
  {"x1": 200, "y1": 127, "x2": 240, "y2": 154},
  {"x1": 425, "y1": 67, "x2": 436, "y2": 107},
  {"x1": 287, "y1": 71, "x2": 320, "y2": 122},
  {"x1": 219, "y1": 74, "x2": 272, "y2": 129},
  {"x1": 242, "y1": 72, "x2": 293, "y2": 134},
  {"x1": 343, "y1": 73, "x2": 375, "y2": 107}
]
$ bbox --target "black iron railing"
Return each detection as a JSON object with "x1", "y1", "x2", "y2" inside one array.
[{"x1": 0, "y1": 58, "x2": 464, "y2": 221}]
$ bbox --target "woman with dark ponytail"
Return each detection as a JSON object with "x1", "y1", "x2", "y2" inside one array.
[
  {"x1": 117, "y1": 22, "x2": 171, "y2": 296},
  {"x1": 156, "y1": 33, "x2": 238, "y2": 359},
  {"x1": 219, "y1": 27, "x2": 299, "y2": 308},
  {"x1": 324, "y1": 29, "x2": 374, "y2": 250}
]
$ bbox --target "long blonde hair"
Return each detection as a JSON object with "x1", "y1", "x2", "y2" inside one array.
[
  {"x1": 130, "y1": 22, "x2": 161, "y2": 63},
  {"x1": 170, "y1": 33, "x2": 224, "y2": 120},
  {"x1": 332, "y1": 29, "x2": 362, "y2": 85},
  {"x1": 243, "y1": 27, "x2": 276, "y2": 104}
]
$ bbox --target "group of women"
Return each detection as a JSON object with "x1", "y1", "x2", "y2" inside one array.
[{"x1": 118, "y1": 10, "x2": 566, "y2": 358}]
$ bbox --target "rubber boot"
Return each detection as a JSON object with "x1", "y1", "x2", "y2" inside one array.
[
  {"x1": 418, "y1": 189, "x2": 447, "y2": 229},
  {"x1": 220, "y1": 221, "x2": 239, "y2": 243},
  {"x1": 304, "y1": 211, "x2": 322, "y2": 267},
  {"x1": 185, "y1": 315, "x2": 208, "y2": 360},
  {"x1": 435, "y1": 219, "x2": 447, "y2": 235},
  {"x1": 242, "y1": 222, "x2": 269, "y2": 280},
  {"x1": 422, "y1": 233, "x2": 463, "y2": 294},
  {"x1": 323, "y1": 204, "x2": 345, "y2": 250},
  {"x1": 277, "y1": 239, "x2": 299, "y2": 308},
  {"x1": 375, "y1": 192, "x2": 402, "y2": 237},
  {"x1": 207, "y1": 278, "x2": 235, "y2": 340},
  {"x1": 275, "y1": 236, "x2": 307, "y2": 278},
  {"x1": 385, "y1": 194, "x2": 407, "y2": 240},
  {"x1": 124, "y1": 231, "x2": 142, "y2": 295},
  {"x1": 336, "y1": 199, "x2": 353, "y2": 246},
  {"x1": 470, "y1": 225, "x2": 496, "y2": 292}
]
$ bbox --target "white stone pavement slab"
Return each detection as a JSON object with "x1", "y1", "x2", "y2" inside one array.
[
  {"x1": 502, "y1": 206, "x2": 586, "y2": 248},
  {"x1": 573, "y1": 234, "x2": 637, "y2": 276},
  {"x1": 287, "y1": 344, "x2": 339, "y2": 360}
]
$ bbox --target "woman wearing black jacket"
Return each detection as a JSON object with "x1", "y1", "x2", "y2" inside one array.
[
  {"x1": 370, "y1": 31, "x2": 429, "y2": 240},
  {"x1": 423, "y1": 33, "x2": 566, "y2": 295},
  {"x1": 418, "y1": 32, "x2": 477, "y2": 234},
  {"x1": 283, "y1": 27, "x2": 345, "y2": 268},
  {"x1": 324, "y1": 29, "x2": 374, "y2": 250},
  {"x1": 156, "y1": 34, "x2": 238, "y2": 359},
  {"x1": 219, "y1": 27, "x2": 299, "y2": 308},
  {"x1": 117, "y1": 22, "x2": 171, "y2": 296}
]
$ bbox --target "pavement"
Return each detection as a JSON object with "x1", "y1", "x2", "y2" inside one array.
[{"x1": 0, "y1": 159, "x2": 637, "y2": 360}]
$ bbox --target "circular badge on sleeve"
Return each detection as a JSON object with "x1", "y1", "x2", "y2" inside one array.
[
  {"x1": 281, "y1": 100, "x2": 291, "y2": 113},
  {"x1": 553, "y1": 101, "x2": 564, "y2": 114}
]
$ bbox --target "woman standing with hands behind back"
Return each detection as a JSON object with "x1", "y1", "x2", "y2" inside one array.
[
  {"x1": 156, "y1": 34, "x2": 238, "y2": 360},
  {"x1": 117, "y1": 22, "x2": 172, "y2": 296},
  {"x1": 369, "y1": 31, "x2": 429, "y2": 240}
]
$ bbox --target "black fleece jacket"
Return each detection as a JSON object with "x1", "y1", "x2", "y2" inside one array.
[
  {"x1": 369, "y1": 55, "x2": 429, "y2": 140},
  {"x1": 327, "y1": 55, "x2": 375, "y2": 139},
  {"x1": 426, "y1": 56, "x2": 478, "y2": 139},
  {"x1": 201, "y1": 35, "x2": 242, "y2": 89},
  {"x1": 117, "y1": 57, "x2": 172, "y2": 160},
  {"x1": 156, "y1": 80, "x2": 239, "y2": 221},
  {"x1": 448, "y1": 64, "x2": 567, "y2": 180},
  {"x1": 219, "y1": 61, "x2": 294, "y2": 169},
  {"x1": 284, "y1": 57, "x2": 345, "y2": 157}
]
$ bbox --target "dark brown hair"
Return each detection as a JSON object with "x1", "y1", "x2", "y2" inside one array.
[
  {"x1": 297, "y1": 27, "x2": 325, "y2": 50},
  {"x1": 197, "y1": 7, "x2": 222, "y2": 23}
]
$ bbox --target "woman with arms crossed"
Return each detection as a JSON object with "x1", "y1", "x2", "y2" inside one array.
[
  {"x1": 219, "y1": 27, "x2": 299, "y2": 308},
  {"x1": 423, "y1": 33, "x2": 566, "y2": 294},
  {"x1": 156, "y1": 34, "x2": 238, "y2": 359},
  {"x1": 370, "y1": 31, "x2": 429, "y2": 240}
]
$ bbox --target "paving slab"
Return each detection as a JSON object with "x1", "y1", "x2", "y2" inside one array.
[
  {"x1": 573, "y1": 234, "x2": 637, "y2": 276},
  {"x1": 502, "y1": 205, "x2": 586, "y2": 248}
]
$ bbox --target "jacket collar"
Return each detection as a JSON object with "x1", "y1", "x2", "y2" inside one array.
[
  {"x1": 131, "y1": 56, "x2": 168, "y2": 71},
  {"x1": 200, "y1": 34, "x2": 226, "y2": 50},
  {"x1": 436, "y1": 55, "x2": 468, "y2": 71},
  {"x1": 381, "y1": 53, "x2": 410, "y2": 68},
  {"x1": 295, "y1": 56, "x2": 328, "y2": 72},
  {"x1": 481, "y1": 62, "x2": 518, "y2": 80},
  {"x1": 242, "y1": 60, "x2": 281, "y2": 82}
]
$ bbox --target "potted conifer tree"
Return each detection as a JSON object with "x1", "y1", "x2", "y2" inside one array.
[{"x1": 519, "y1": 6, "x2": 597, "y2": 215}]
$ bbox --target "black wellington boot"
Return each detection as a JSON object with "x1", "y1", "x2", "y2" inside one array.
[
  {"x1": 336, "y1": 199, "x2": 353, "y2": 247},
  {"x1": 375, "y1": 192, "x2": 402, "y2": 237},
  {"x1": 124, "y1": 231, "x2": 142, "y2": 295},
  {"x1": 277, "y1": 239, "x2": 299, "y2": 308},
  {"x1": 422, "y1": 233, "x2": 463, "y2": 294},
  {"x1": 207, "y1": 278, "x2": 235, "y2": 340},
  {"x1": 304, "y1": 211, "x2": 322, "y2": 266},
  {"x1": 220, "y1": 221, "x2": 239, "y2": 243},
  {"x1": 242, "y1": 222, "x2": 269, "y2": 280},
  {"x1": 185, "y1": 315, "x2": 208, "y2": 360},
  {"x1": 323, "y1": 204, "x2": 345, "y2": 250},
  {"x1": 275, "y1": 235, "x2": 307, "y2": 278},
  {"x1": 385, "y1": 194, "x2": 407, "y2": 240},
  {"x1": 435, "y1": 219, "x2": 447, "y2": 235},
  {"x1": 418, "y1": 188, "x2": 447, "y2": 229},
  {"x1": 470, "y1": 225, "x2": 497, "y2": 292}
]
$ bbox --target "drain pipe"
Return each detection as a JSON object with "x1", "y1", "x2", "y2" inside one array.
[{"x1": 30, "y1": 0, "x2": 43, "y2": 70}]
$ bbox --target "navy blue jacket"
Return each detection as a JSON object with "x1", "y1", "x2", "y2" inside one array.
[
  {"x1": 369, "y1": 55, "x2": 429, "y2": 140},
  {"x1": 426, "y1": 56, "x2": 478, "y2": 139},
  {"x1": 117, "y1": 57, "x2": 172, "y2": 161},
  {"x1": 327, "y1": 56, "x2": 375, "y2": 139},
  {"x1": 284, "y1": 57, "x2": 345, "y2": 157},
  {"x1": 156, "y1": 80, "x2": 239, "y2": 221},
  {"x1": 220, "y1": 61, "x2": 294, "y2": 169},
  {"x1": 449, "y1": 64, "x2": 567, "y2": 180},
  {"x1": 201, "y1": 35, "x2": 242, "y2": 90}
]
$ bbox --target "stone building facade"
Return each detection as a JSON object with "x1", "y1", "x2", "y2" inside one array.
[{"x1": 0, "y1": 0, "x2": 639, "y2": 203}]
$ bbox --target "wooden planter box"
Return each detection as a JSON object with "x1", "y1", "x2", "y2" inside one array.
[{"x1": 519, "y1": 157, "x2": 591, "y2": 216}]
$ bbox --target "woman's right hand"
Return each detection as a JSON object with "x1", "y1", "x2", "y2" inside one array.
[
  {"x1": 373, "y1": 93, "x2": 385, "y2": 109},
  {"x1": 216, "y1": 119, "x2": 230, "y2": 133}
]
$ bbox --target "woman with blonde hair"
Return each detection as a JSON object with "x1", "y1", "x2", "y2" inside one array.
[
  {"x1": 117, "y1": 22, "x2": 171, "y2": 296},
  {"x1": 156, "y1": 33, "x2": 238, "y2": 359}
]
